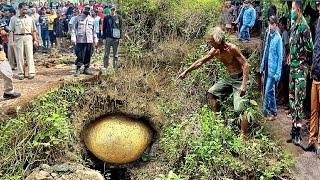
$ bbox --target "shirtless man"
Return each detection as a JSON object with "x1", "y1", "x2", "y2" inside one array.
[{"x1": 179, "y1": 27, "x2": 249, "y2": 132}]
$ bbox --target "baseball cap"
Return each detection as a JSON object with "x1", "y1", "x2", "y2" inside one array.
[
  {"x1": 316, "y1": 0, "x2": 320, "y2": 5},
  {"x1": 110, "y1": 4, "x2": 117, "y2": 9}
]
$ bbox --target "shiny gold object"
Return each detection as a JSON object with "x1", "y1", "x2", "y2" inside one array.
[{"x1": 84, "y1": 115, "x2": 152, "y2": 164}]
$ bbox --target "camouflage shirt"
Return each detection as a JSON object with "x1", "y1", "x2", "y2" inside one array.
[{"x1": 289, "y1": 16, "x2": 313, "y2": 77}]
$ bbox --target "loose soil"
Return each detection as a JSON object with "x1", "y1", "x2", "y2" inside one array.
[{"x1": 266, "y1": 106, "x2": 320, "y2": 180}]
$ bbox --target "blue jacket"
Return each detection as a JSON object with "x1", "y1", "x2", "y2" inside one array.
[
  {"x1": 260, "y1": 30, "x2": 283, "y2": 81},
  {"x1": 236, "y1": 6, "x2": 256, "y2": 28}
]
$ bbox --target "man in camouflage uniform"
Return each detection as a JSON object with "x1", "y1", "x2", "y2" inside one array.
[{"x1": 287, "y1": 0, "x2": 313, "y2": 145}]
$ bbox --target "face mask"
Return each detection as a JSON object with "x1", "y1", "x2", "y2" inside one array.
[
  {"x1": 83, "y1": 11, "x2": 90, "y2": 16},
  {"x1": 291, "y1": 10, "x2": 297, "y2": 20}
]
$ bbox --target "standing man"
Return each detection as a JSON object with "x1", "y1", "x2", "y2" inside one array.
[
  {"x1": 39, "y1": 8, "x2": 50, "y2": 50},
  {"x1": 260, "y1": 16, "x2": 283, "y2": 121},
  {"x1": 7, "y1": 8, "x2": 16, "y2": 69},
  {"x1": 287, "y1": 0, "x2": 314, "y2": 145},
  {"x1": 48, "y1": 9, "x2": 56, "y2": 48},
  {"x1": 303, "y1": 0, "x2": 320, "y2": 156},
  {"x1": 234, "y1": 0, "x2": 256, "y2": 41},
  {"x1": 103, "y1": 5, "x2": 122, "y2": 69},
  {"x1": 71, "y1": 5, "x2": 98, "y2": 77},
  {"x1": 0, "y1": 46, "x2": 20, "y2": 99},
  {"x1": 178, "y1": 27, "x2": 250, "y2": 135},
  {"x1": 9, "y1": 3, "x2": 39, "y2": 80},
  {"x1": 53, "y1": 10, "x2": 68, "y2": 51},
  {"x1": 277, "y1": 17, "x2": 290, "y2": 106}
]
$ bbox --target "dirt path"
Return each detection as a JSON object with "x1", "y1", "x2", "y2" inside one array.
[
  {"x1": 0, "y1": 49, "x2": 106, "y2": 115},
  {"x1": 266, "y1": 106, "x2": 320, "y2": 180}
]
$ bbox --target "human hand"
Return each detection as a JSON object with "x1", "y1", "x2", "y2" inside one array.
[
  {"x1": 33, "y1": 40, "x2": 39, "y2": 47},
  {"x1": 273, "y1": 75, "x2": 280, "y2": 82},
  {"x1": 178, "y1": 71, "x2": 187, "y2": 80},
  {"x1": 239, "y1": 84, "x2": 247, "y2": 97}
]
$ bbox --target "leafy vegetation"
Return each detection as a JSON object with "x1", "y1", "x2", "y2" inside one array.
[
  {"x1": 0, "y1": 0, "x2": 295, "y2": 179},
  {"x1": 0, "y1": 83, "x2": 85, "y2": 178}
]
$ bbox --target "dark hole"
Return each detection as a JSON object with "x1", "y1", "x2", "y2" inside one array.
[{"x1": 84, "y1": 149, "x2": 131, "y2": 180}]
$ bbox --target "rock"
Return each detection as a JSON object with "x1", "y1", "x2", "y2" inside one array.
[
  {"x1": 83, "y1": 115, "x2": 153, "y2": 164},
  {"x1": 52, "y1": 164, "x2": 75, "y2": 173},
  {"x1": 26, "y1": 163, "x2": 105, "y2": 180},
  {"x1": 39, "y1": 164, "x2": 51, "y2": 171}
]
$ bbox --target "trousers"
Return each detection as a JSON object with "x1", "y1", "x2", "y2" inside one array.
[
  {"x1": 104, "y1": 38, "x2": 119, "y2": 69},
  {"x1": 13, "y1": 35, "x2": 35, "y2": 76},
  {"x1": 75, "y1": 43, "x2": 93, "y2": 68},
  {"x1": 309, "y1": 80, "x2": 320, "y2": 145},
  {"x1": 239, "y1": 25, "x2": 250, "y2": 40},
  {"x1": 262, "y1": 76, "x2": 277, "y2": 116},
  {"x1": 0, "y1": 59, "x2": 14, "y2": 94}
]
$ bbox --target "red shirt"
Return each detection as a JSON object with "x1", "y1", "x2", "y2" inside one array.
[
  {"x1": 98, "y1": 12, "x2": 106, "y2": 31},
  {"x1": 94, "y1": 3, "x2": 104, "y2": 11},
  {"x1": 77, "y1": 5, "x2": 84, "y2": 12}
]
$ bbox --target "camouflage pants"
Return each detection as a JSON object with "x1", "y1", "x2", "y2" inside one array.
[{"x1": 289, "y1": 68, "x2": 308, "y2": 127}]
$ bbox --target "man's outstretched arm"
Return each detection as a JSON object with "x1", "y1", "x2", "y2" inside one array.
[
  {"x1": 178, "y1": 48, "x2": 217, "y2": 79},
  {"x1": 234, "y1": 47, "x2": 249, "y2": 96}
]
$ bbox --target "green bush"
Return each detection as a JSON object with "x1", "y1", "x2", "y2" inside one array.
[
  {"x1": 0, "y1": 83, "x2": 84, "y2": 178},
  {"x1": 160, "y1": 105, "x2": 294, "y2": 179}
]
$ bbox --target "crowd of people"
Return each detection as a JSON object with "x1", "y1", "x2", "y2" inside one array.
[
  {"x1": 0, "y1": 1, "x2": 122, "y2": 99},
  {"x1": 222, "y1": 0, "x2": 262, "y2": 41},
  {"x1": 2, "y1": 0, "x2": 320, "y2": 159},
  {"x1": 180, "y1": 0, "x2": 320, "y2": 159},
  {"x1": 260, "y1": 0, "x2": 320, "y2": 157}
]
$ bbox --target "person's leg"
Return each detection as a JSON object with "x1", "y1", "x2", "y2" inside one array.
[
  {"x1": 309, "y1": 80, "x2": 319, "y2": 145},
  {"x1": 49, "y1": 30, "x2": 53, "y2": 48},
  {"x1": 246, "y1": 25, "x2": 250, "y2": 40},
  {"x1": 75, "y1": 43, "x2": 85, "y2": 68},
  {"x1": 0, "y1": 59, "x2": 20, "y2": 99},
  {"x1": 262, "y1": 77, "x2": 272, "y2": 116},
  {"x1": 238, "y1": 25, "x2": 245, "y2": 40},
  {"x1": 84, "y1": 43, "x2": 93, "y2": 69},
  {"x1": 267, "y1": 77, "x2": 277, "y2": 117},
  {"x1": 207, "y1": 93, "x2": 219, "y2": 112},
  {"x1": 8, "y1": 45, "x2": 15, "y2": 69},
  {"x1": 74, "y1": 43, "x2": 84, "y2": 77},
  {"x1": 112, "y1": 39, "x2": 119, "y2": 69},
  {"x1": 292, "y1": 76, "x2": 307, "y2": 145},
  {"x1": 208, "y1": 78, "x2": 232, "y2": 112},
  {"x1": 41, "y1": 29, "x2": 46, "y2": 47},
  {"x1": 295, "y1": 77, "x2": 307, "y2": 128},
  {"x1": 315, "y1": 83, "x2": 320, "y2": 152},
  {"x1": 13, "y1": 36, "x2": 24, "y2": 79},
  {"x1": 289, "y1": 71, "x2": 295, "y2": 115},
  {"x1": 0, "y1": 60, "x2": 14, "y2": 94},
  {"x1": 103, "y1": 38, "x2": 112, "y2": 68},
  {"x1": 56, "y1": 37, "x2": 61, "y2": 50},
  {"x1": 24, "y1": 35, "x2": 35, "y2": 78}
]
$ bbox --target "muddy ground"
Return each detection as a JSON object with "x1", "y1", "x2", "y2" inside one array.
[{"x1": 266, "y1": 106, "x2": 320, "y2": 180}]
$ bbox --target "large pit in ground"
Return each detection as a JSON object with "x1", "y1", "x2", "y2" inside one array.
[{"x1": 83, "y1": 115, "x2": 154, "y2": 165}]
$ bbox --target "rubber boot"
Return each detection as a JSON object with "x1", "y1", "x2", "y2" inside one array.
[
  {"x1": 294, "y1": 127, "x2": 302, "y2": 146},
  {"x1": 287, "y1": 125, "x2": 296, "y2": 143}
]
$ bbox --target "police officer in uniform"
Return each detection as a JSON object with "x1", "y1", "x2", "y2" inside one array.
[
  {"x1": 71, "y1": 5, "x2": 97, "y2": 77},
  {"x1": 9, "y1": 3, "x2": 38, "y2": 80}
]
